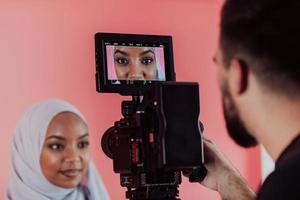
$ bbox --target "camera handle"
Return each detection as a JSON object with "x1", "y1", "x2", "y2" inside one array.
[{"x1": 188, "y1": 121, "x2": 207, "y2": 183}]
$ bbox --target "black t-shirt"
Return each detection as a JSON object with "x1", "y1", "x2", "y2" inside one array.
[{"x1": 257, "y1": 134, "x2": 300, "y2": 199}]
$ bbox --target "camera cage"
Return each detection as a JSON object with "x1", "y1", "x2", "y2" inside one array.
[
  {"x1": 94, "y1": 32, "x2": 176, "y2": 96},
  {"x1": 94, "y1": 32, "x2": 207, "y2": 200}
]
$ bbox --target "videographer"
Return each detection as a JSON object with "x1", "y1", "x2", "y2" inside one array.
[{"x1": 200, "y1": 0, "x2": 300, "y2": 199}]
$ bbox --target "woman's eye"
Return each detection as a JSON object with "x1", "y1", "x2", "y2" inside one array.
[
  {"x1": 49, "y1": 144, "x2": 64, "y2": 150},
  {"x1": 115, "y1": 57, "x2": 129, "y2": 65},
  {"x1": 78, "y1": 141, "x2": 89, "y2": 149},
  {"x1": 141, "y1": 57, "x2": 153, "y2": 65}
]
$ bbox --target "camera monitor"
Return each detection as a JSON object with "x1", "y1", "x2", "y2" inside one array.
[{"x1": 95, "y1": 32, "x2": 176, "y2": 96}]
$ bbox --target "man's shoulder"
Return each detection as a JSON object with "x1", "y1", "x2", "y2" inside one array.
[{"x1": 257, "y1": 156, "x2": 300, "y2": 199}]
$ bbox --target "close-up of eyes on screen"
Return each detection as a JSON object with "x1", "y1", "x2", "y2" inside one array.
[{"x1": 106, "y1": 45, "x2": 166, "y2": 81}]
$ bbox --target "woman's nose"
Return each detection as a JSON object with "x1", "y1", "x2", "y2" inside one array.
[
  {"x1": 128, "y1": 63, "x2": 144, "y2": 80},
  {"x1": 64, "y1": 147, "x2": 80, "y2": 163}
]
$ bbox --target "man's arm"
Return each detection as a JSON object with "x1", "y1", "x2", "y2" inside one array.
[{"x1": 200, "y1": 138, "x2": 256, "y2": 200}]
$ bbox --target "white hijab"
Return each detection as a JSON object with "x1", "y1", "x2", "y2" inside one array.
[{"x1": 6, "y1": 99, "x2": 110, "y2": 200}]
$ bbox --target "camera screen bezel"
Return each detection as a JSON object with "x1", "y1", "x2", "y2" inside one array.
[{"x1": 95, "y1": 32, "x2": 176, "y2": 96}]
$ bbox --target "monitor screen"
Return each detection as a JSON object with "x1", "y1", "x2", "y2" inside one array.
[
  {"x1": 95, "y1": 33, "x2": 175, "y2": 95},
  {"x1": 106, "y1": 44, "x2": 166, "y2": 82}
]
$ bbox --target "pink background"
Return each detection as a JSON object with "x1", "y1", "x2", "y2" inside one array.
[
  {"x1": 106, "y1": 45, "x2": 165, "y2": 80},
  {"x1": 107, "y1": 45, "x2": 117, "y2": 79},
  {"x1": 0, "y1": 0, "x2": 261, "y2": 199}
]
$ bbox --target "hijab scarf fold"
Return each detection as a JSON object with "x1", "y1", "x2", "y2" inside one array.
[{"x1": 6, "y1": 99, "x2": 110, "y2": 200}]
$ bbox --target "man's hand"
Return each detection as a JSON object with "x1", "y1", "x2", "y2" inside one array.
[{"x1": 200, "y1": 138, "x2": 256, "y2": 200}]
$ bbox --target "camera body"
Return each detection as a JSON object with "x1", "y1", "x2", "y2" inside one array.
[{"x1": 95, "y1": 33, "x2": 206, "y2": 200}]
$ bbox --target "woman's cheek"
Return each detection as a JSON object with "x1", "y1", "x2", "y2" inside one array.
[
  {"x1": 81, "y1": 152, "x2": 90, "y2": 175},
  {"x1": 115, "y1": 66, "x2": 127, "y2": 79},
  {"x1": 145, "y1": 65, "x2": 157, "y2": 79},
  {"x1": 83, "y1": 151, "x2": 90, "y2": 164},
  {"x1": 42, "y1": 151, "x2": 62, "y2": 169}
]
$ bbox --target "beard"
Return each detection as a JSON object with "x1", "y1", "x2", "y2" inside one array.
[{"x1": 222, "y1": 85, "x2": 258, "y2": 148}]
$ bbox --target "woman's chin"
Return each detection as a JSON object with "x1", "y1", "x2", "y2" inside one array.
[{"x1": 52, "y1": 173, "x2": 84, "y2": 189}]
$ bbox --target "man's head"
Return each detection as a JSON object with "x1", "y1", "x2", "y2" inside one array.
[{"x1": 215, "y1": 0, "x2": 300, "y2": 147}]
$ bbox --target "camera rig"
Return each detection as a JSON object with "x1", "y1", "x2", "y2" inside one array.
[
  {"x1": 101, "y1": 82, "x2": 206, "y2": 199},
  {"x1": 95, "y1": 33, "x2": 207, "y2": 199}
]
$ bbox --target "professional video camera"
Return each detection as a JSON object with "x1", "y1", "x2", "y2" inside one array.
[{"x1": 95, "y1": 33, "x2": 207, "y2": 200}]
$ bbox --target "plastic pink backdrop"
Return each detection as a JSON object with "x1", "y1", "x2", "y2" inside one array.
[{"x1": 0, "y1": 0, "x2": 261, "y2": 199}]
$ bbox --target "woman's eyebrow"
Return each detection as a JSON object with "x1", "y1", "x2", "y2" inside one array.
[
  {"x1": 78, "y1": 133, "x2": 89, "y2": 140},
  {"x1": 114, "y1": 49, "x2": 128, "y2": 56},
  {"x1": 46, "y1": 135, "x2": 66, "y2": 141},
  {"x1": 46, "y1": 133, "x2": 88, "y2": 141},
  {"x1": 140, "y1": 50, "x2": 154, "y2": 56}
]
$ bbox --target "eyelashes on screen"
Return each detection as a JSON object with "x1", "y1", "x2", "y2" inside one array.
[
  {"x1": 115, "y1": 57, "x2": 154, "y2": 66},
  {"x1": 141, "y1": 57, "x2": 154, "y2": 65},
  {"x1": 114, "y1": 57, "x2": 129, "y2": 66}
]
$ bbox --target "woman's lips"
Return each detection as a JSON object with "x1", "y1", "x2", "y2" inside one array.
[{"x1": 60, "y1": 169, "x2": 82, "y2": 178}]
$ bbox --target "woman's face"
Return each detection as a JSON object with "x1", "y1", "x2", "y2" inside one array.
[
  {"x1": 40, "y1": 112, "x2": 90, "y2": 188},
  {"x1": 114, "y1": 47, "x2": 157, "y2": 80}
]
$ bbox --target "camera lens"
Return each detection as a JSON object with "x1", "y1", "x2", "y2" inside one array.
[{"x1": 101, "y1": 126, "x2": 115, "y2": 159}]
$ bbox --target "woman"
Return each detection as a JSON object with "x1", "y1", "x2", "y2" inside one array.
[{"x1": 6, "y1": 99, "x2": 110, "y2": 200}]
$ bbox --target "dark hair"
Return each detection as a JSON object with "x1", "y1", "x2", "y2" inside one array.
[{"x1": 220, "y1": 0, "x2": 300, "y2": 96}]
